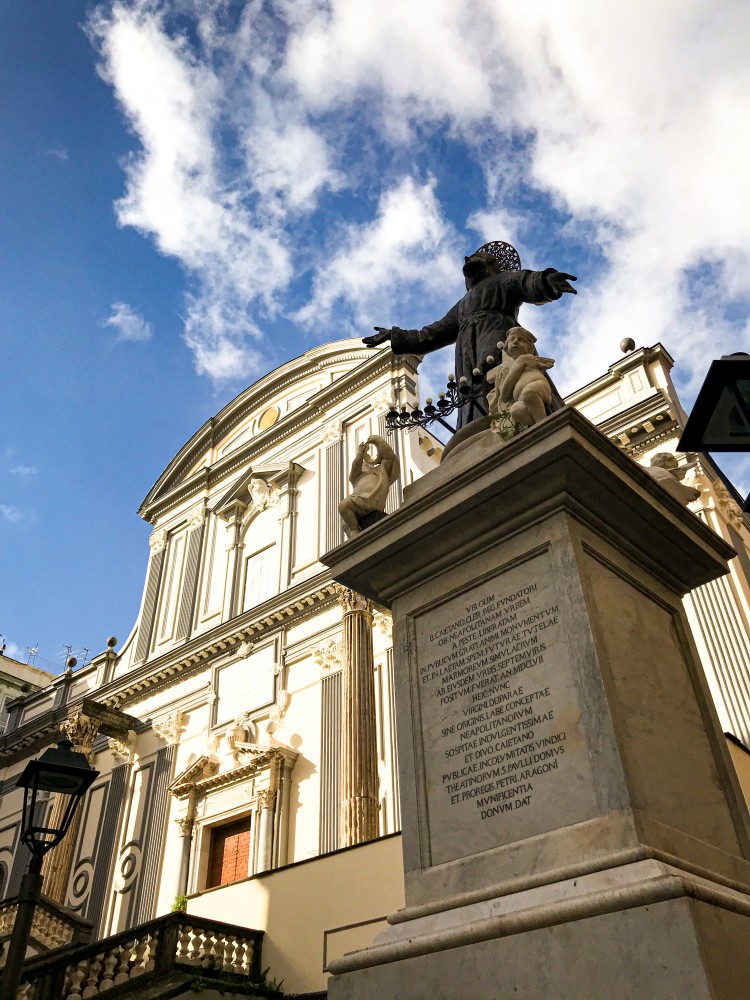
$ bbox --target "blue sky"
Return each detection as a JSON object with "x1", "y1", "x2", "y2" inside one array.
[{"x1": 2, "y1": 0, "x2": 749, "y2": 670}]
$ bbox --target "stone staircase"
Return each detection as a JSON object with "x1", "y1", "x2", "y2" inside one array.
[{"x1": 8, "y1": 912, "x2": 275, "y2": 999}]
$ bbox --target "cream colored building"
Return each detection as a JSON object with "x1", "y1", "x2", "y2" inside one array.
[{"x1": 0, "y1": 338, "x2": 749, "y2": 997}]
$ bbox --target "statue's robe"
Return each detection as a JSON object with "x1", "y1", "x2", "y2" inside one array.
[{"x1": 389, "y1": 267, "x2": 565, "y2": 428}]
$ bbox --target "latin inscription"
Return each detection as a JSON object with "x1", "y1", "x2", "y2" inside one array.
[{"x1": 415, "y1": 557, "x2": 595, "y2": 863}]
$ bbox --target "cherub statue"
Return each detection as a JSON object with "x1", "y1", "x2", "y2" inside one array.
[
  {"x1": 644, "y1": 453, "x2": 701, "y2": 507},
  {"x1": 339, "y1": 435, "x2": 400, "y2": 538},
  {"x1": 487, "y1": 326, "x2": 555, "y2": 428}
]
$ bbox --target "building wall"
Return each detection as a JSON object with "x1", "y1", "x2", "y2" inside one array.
[{"x1": 0, "y1": 338, "x2": 749, "y2": 994}]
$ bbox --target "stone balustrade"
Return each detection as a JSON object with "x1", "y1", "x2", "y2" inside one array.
[
  {"x1": 0, "y1": 896, "x2": 93, "y2": 964},
  {"x1": 13, "y1": 912, "x2": 264, "y2": 1000}
]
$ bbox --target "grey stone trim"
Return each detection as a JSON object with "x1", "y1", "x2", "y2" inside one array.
[
  {"x1": 325, "y1": 440, "x2": 345, "y2": 551},
  {"x1": 133, "y1": 548, "x2": 166, "y2": 664},
  {"x1": 319, "y1": 670, "x2": 342, "y2": 855},
  {"x1": 132, "y1": 745, "x2": 174, "y2": 926},
  {"x1": 386, "y1": 648, "x2": 400, "y2": 830},
  {"x1": 175, "y1": 524, "x2": 204, "y2": 641},
  {"x1": 86, "y1": 764, "x2": 128, "y2": 934}
]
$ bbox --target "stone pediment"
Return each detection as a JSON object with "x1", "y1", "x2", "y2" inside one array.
[
  {"x1": 138, "y1": 339, "x2": 373, "y2": 521},
  {"x1": 168, "y1": 755, "x2": 219, "y2": 795},
  {"x1": 213, "y1": 467, "x2": 286, "y2": 522}
]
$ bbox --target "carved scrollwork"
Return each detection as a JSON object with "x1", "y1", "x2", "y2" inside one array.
[
  {"x1": 320, "y1": 419, "x2": 343, "y2": 445},
  {"x1": 59, "y1": 711, "x2": 100, "y2": 753},
  {"x1": 149, "y1": 529, "x2": 167, "y2": 552},
  {"x1": 373, "y1": 612, "x2": 393, "y2": 638},
  {"x1": 256, "y1": 788, "x2": 277, "y2": 810},
  {"x1": 337, "y1": 586, "x2": 372, "y2": 616},
  {"x1": 175, "y1": 816, "x2": 194, "y2": 837},
  {"x1": 152, "y1": 711, "x2": 186, "y2": 744},
  {"x1": 242, "y1": 479, "x2": 281, "y2": 524},
  {"x1": 313, "y1": 639, "x2": 343, "y2": 673}
]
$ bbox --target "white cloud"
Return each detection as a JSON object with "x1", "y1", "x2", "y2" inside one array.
[
  {"x1": 10, "y1": 465, "x2": 38, "y2": 477},
  {"x1": 89, "y1": 0, "x2": 750, "y2": 399},
  {"x1": 295, "y1": 176, "x2": 461, "y2": 333},
  {"x1": 281, "y1": 0, "x2": 750, "y2": 392},
  {"x1": 44, "y1": 147, "x2": 69, "y2": 161},
  {"x1": 88, "y1": 1, "x2": 341, "y2": 382},
  {"x1": 103, "y1": 302, "x2": 153, "y2": 342},
  {"x1": 0, "y1": 505, "x2": 24, "y2": 523}
]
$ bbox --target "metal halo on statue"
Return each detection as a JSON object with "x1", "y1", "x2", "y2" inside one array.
[{"x1": 470, "y1": 241, "x2": 521, "y2": 271}]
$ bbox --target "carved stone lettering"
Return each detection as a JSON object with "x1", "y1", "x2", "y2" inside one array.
[{"x1": 414, "y1": 552, "x2": 598, "y2": 866}]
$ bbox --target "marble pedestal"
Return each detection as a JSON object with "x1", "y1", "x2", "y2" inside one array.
[{"x1": 322, "y1": 408, "x2": 750, "y2": 999}]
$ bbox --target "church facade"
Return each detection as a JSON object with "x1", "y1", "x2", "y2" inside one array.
[{"x1": 1, "y1": 338, "x2": 749, "y2": 996}]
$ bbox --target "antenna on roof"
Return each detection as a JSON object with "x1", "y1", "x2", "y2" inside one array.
[{"x1": 26, "y1": 644, "x2": 39, "y2": 665}]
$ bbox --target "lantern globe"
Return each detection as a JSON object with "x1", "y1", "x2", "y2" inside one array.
[{"x1": 15, "y1": 738, "x2": 99, "y2": 858}]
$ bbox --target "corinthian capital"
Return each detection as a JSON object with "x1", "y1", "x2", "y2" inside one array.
[
  {"x1": 337, "y1": 586, "x2": 372, "y2": 616},
  {"x1": 256, "y1": 788, "x2": 277, "y2": 810},
  {"x1": 175, "y1": 816, "x2": 194, "y2": 837},
  {"x1": 152, "y1": 711, "x2": 186, "y2": 744},
  {"x1": 149, "y1": 529, "x2": 167, "y2": 553},
  {"x1": 59, "y1": 711, "x2": 100, "y2": 752}
]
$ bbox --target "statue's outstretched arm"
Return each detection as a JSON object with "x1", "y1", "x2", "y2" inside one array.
[{"x1": 364, "y1": 303, "x2": 460, "y2": 356}]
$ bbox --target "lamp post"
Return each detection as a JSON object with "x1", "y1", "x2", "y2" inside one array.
[
  {"x1": 0, "y1": 738, "x2": 98, "y2": 1000},
  {"x1": 678, "y1": 352, "x2": 750, "y2": 512}
]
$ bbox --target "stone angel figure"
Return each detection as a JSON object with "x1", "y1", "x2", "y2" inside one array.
[
  {"x1": 487, "y1": 326, "x2": 555, "y2": 429},
  {"x1": 339, "y1": 435, "x2": 400, "y2": 538}
]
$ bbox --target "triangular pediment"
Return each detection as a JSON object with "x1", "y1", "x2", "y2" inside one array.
[
  {"x1": 213, "y1": 467, "x2": 287, "y2": 521},
  {"x1": 169, "y1": 754, "x2": 219, "y2": 794}
]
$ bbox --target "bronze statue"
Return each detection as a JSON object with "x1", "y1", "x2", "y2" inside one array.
[{"x1": 364, "y1": 241, "x2": 576, "y2": 428}]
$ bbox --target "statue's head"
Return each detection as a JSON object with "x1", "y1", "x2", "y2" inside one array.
[
  {"x1": 650, "y1": 452, "x2": 678, "y2": 471},
  {"x1": 463, "y1": 241, "x2": 521, "y2": 289},
  {"x1": 503, "y1": 326, "x2": 537, "y2": 358}
]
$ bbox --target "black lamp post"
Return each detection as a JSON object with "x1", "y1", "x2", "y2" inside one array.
[
  {"x1": 678, "y1": 352, "x2": 750, "y2": 512},
  {"x1": 0, "y1": 738, "x2": 98, "y2": 1000}
]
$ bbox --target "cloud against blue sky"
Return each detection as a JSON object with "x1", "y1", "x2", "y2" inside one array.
[
  {"x1": 2, "y1": 0, "x2": 749, "y2": 667},
  {"x1": 87, "y1": 0, "x2": 750, "y2": 392}
]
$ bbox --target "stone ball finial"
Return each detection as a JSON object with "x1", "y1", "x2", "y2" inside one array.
[
  {"x1": 66, "y1": 656, "x2": 77, "y2": 670},
  {"x1": 107, "y1": 636, "x2": 117, "y2": 649},
  {"x1": 620, "y1": 338, "x2": 636, "y2": 353}
]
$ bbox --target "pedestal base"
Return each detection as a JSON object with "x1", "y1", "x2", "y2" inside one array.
[
  {"x1": 329, "y1": 858, "x2": 750, "y2": 999},
  {"x1": 323, "y1": 409, "x2": 750, "y2": 1000}
]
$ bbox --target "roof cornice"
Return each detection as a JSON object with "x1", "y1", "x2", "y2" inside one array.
[{"x1": 140, "y1": 346, "x2": 402, "y2": 523}]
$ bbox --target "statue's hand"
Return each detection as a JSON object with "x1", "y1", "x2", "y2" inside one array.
[
  {"x1": 547, "y1": 271, "x2": 577, "y2": 296},
  {"x1": 363, "y1": 327, "x2": 392, "y2": 347}
]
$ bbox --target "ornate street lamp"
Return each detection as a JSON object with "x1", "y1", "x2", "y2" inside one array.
[
  {"x1": 678, "y1": 352, "x2": 750, "y2": 512},
  {"x1": 0, "y1": 738, "x2": 98, "y2": 1000}
]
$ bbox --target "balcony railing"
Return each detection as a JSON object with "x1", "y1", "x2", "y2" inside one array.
[
  {"x1": 12, "y1": 912, "x2": 267, "y2": 1000},
  {"x1": 0, "y1": 895, "x2": 93, "y2": 962}
]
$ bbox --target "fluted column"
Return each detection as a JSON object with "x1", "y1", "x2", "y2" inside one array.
[
  {"x1": 339, "y1": 588, "x2": 380, "y2": 847},
  {"x1": 174, "y1": 816, "x2": 194, "y2": 898},
  {"x1": 41, "y1": 711, "x2": 100, "y2": 905},
  {"x1": 256, "y1": 788, "x2": 277, "y2": 873}
]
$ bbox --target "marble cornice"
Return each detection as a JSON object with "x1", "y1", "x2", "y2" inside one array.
[
  {"x1": 142, "y1": 351, "x2": 399, "y2": 522},
  {"x1": 140, "y1": 344, "x2": 382, "y2": 519},
  {"x1": 100, "y1": 571, "x2": 341, "y2": 707}
]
